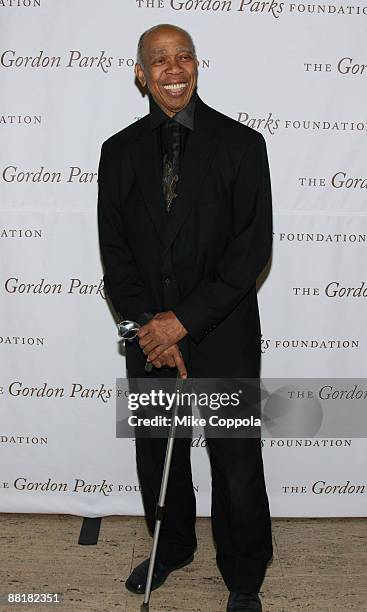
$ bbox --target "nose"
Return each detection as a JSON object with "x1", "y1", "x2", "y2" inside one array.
[{"x1": 166, "y1": 55, "x2": 183, "y2": 73}]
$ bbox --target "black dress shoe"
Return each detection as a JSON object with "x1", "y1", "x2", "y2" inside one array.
[
  {"x1": 125, "y1": 554, "x2": 194, "y2": 594},
  {"x1": 227, "y1": 591, "x2": 262, "y2": 611}
]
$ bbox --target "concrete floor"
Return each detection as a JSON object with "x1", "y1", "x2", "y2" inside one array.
[{"x1": 0, "y1": 514, "x2": 366, "y2": 612}]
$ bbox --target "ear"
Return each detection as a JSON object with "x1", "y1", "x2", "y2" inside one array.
[{"x1": 134, "y1": 63, "x2": 146, "y2": 88}]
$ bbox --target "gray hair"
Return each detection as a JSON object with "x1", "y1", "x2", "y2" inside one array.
[{"x1": 136, "y1": 23, "x2": 196, "y2": 68}]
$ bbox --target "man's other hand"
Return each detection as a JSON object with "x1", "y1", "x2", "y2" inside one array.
[
  {"x1": 146, "y1": 343, "x2": 187, "y2": 379},
  {"x1": 137, "y1": 310, "x2": 187, "y2": 356}
]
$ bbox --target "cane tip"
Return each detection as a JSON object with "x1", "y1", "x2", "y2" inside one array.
[{"x1": 141, "y1": 604, "x2": 149, "y2": 611}]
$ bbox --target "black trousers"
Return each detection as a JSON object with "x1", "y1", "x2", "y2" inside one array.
[{"x1": 130, "y1": 361, "x2": 273, "y2": 594}]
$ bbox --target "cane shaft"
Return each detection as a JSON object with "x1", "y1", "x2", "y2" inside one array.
[{"x1": 142, "y1": 375, "x2": 184, "y2": 607}]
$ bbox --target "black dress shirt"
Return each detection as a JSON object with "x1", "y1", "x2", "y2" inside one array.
[{"x1": 149, "y1": 90, "x2": 197, "y2": 212}]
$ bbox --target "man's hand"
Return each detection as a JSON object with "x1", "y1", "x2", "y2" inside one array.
[
  {"x1": 148, "y1": 344, "x2": 188, "y2": 379},
  {"x1": 137, "y1": 310, "x2": 188, "y2": 360}
]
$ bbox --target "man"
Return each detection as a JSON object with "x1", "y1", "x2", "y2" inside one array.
[{"x1": 97, "y1": 23, "x2": 273, "y2": 612}]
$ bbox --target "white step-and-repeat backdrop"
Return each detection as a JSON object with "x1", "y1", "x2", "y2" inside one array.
[{"x1": 1, "y1": 1, "x2": 366, "y2": 517}]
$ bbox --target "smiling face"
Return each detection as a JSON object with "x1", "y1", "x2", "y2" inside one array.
[{"x1": 134, "y1": 26, "x2": 198, "y2": 117}]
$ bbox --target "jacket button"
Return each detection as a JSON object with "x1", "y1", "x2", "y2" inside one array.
[{"x1": 164, "y1": 277, "x2": 171, "y2": 286}]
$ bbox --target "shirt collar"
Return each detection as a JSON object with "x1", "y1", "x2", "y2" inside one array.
[{"x1": 149, "y1": 89, "x2": 197, "y2": 131}]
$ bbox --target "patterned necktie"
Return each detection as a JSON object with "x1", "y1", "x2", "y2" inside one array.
[{"x1": 162, "y1": 119, "x2": 181, "y2": 213}]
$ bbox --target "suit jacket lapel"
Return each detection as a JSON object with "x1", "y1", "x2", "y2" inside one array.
[{"x1": 130, "y1": 118, "x2": 167, "y2": 244}]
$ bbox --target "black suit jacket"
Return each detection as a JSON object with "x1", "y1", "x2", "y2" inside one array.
[{"x1": 97, "y1": 93, "x2": 273, "y2": 378}]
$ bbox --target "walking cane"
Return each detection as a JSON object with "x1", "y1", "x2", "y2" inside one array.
[
  {"x1": 141, "y1": 371, "x2": 184, "y2": 612},
  {"x1": 117, "y1": 316, "x2": 186, "y2": 611}
]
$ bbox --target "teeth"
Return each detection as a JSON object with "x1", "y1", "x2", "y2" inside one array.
[{"x1": 162, "y1": 82, "x2": 187, "y2": 91}]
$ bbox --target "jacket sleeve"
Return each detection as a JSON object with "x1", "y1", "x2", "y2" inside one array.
[
  {"x1": 97, "y1": 140, "x2": 150, "y2": 322},
  {"x1": 172, "y1": 132, "x2": 273, "y2": 344}
]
